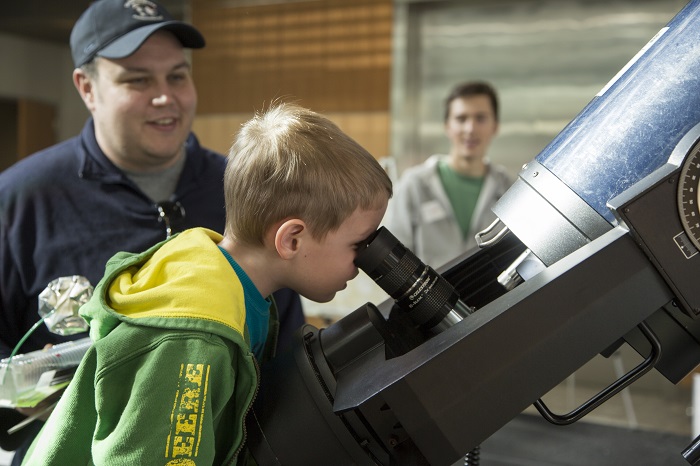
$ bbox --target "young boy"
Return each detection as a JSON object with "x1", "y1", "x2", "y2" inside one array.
[{"x1": 23, "y1": 103, "x2": 392, "y2": 465}]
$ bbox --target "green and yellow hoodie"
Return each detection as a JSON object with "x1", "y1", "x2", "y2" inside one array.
[{"x1": 23, "y1": 228, "x2": 278, "y2": 466}]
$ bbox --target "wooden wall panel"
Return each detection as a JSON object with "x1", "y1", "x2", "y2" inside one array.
[
  {"x1": 17, "y1": 99, "x2": 56, "y2": 159},
  {"x1": 191, "y1": 0, "x2": 392, "y2": 114}
]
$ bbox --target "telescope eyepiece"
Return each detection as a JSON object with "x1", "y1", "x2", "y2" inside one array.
[{"x1": 355, "y1": 227, "x2": 473, "y2": 333}]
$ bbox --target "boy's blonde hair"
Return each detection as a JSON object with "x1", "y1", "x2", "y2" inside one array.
[{"x1": 224, "y1": 102, "x2": 393, "y2": 245}]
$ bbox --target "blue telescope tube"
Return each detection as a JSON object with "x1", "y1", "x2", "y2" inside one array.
[{"x1": 536, "y1": 0, "x2": 700, "y2": 224}]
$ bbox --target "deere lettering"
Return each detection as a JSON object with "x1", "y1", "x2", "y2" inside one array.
[{"x1": 165, "y1": 363, "x2": 210, "y2": 462}]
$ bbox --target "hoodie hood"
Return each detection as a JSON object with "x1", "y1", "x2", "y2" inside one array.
[{"x1": 80, "y1": 228, "x2": 246, "y2": 343}]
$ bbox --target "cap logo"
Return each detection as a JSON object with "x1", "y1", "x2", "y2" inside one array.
[{"x1": 124, "y1": 0, "x2": 164, "y2": 22}]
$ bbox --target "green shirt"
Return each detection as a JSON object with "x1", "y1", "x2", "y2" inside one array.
[{"x1": 438, "y1": 159, "x2": 484, "y2": 238}]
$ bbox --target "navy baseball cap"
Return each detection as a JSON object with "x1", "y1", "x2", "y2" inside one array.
[{"x1": 70, "y1": 0, "x2": 206, "y2": 68}]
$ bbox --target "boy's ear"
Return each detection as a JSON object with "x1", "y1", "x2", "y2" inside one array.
[{"x1": 275, "y1": 219, "x2": 306, "y2": 260}]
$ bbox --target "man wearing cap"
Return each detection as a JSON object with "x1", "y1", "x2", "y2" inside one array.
[{"x1": 0, "y1": 1, "x2": 304, "y2": 463}]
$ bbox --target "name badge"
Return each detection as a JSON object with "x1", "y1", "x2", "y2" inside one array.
[{"x1": 421, "y1": 200, "x2": 448, "y2": 223}]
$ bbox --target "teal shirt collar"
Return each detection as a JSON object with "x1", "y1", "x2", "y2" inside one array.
[{"x1": 218, "y1": 246, "x2": 270, "y2": 359}]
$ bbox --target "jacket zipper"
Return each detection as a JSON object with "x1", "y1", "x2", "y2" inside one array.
[{"x1": 227, "y1": 355, "x2": 261, "y2": 465}]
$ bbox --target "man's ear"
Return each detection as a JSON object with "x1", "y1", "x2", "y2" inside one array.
[
  {"x1": 275, "y1": 219, "x2": 306, "y2": 260},
  {"x1": 73, "y1": 68, "x2": 96, "y2": 112}
]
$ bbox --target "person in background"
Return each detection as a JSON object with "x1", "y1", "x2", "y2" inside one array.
[
  {"x1": 22, "y1": 102, "x2": 392, "y2": 466},
  {"x1": 383, "y1": 80, "x2": 513, "y2": 268},
  {"x1": 0, "y1": 0, "x2": 303, "y2": 463}
]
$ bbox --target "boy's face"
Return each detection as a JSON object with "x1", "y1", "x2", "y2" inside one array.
[{"x1": 294, "y1": 200, "x2": 388, "y2": 303}]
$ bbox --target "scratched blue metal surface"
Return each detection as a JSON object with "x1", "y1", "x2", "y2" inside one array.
[{"x1": 535, "y1": 0, "x2": 700, "y2": 223}]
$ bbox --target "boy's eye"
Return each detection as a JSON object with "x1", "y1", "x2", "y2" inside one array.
[{"x1": 354, "y1": 240, "x2": 369, "y2": 251}]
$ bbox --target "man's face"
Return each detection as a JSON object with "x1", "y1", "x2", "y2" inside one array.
[
  {"x1": 79, "y1": 31, "x2": 197, "y2": 172},
  {"x1": 444, "y1": 95, "x2": 499, "y2": 163}
]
